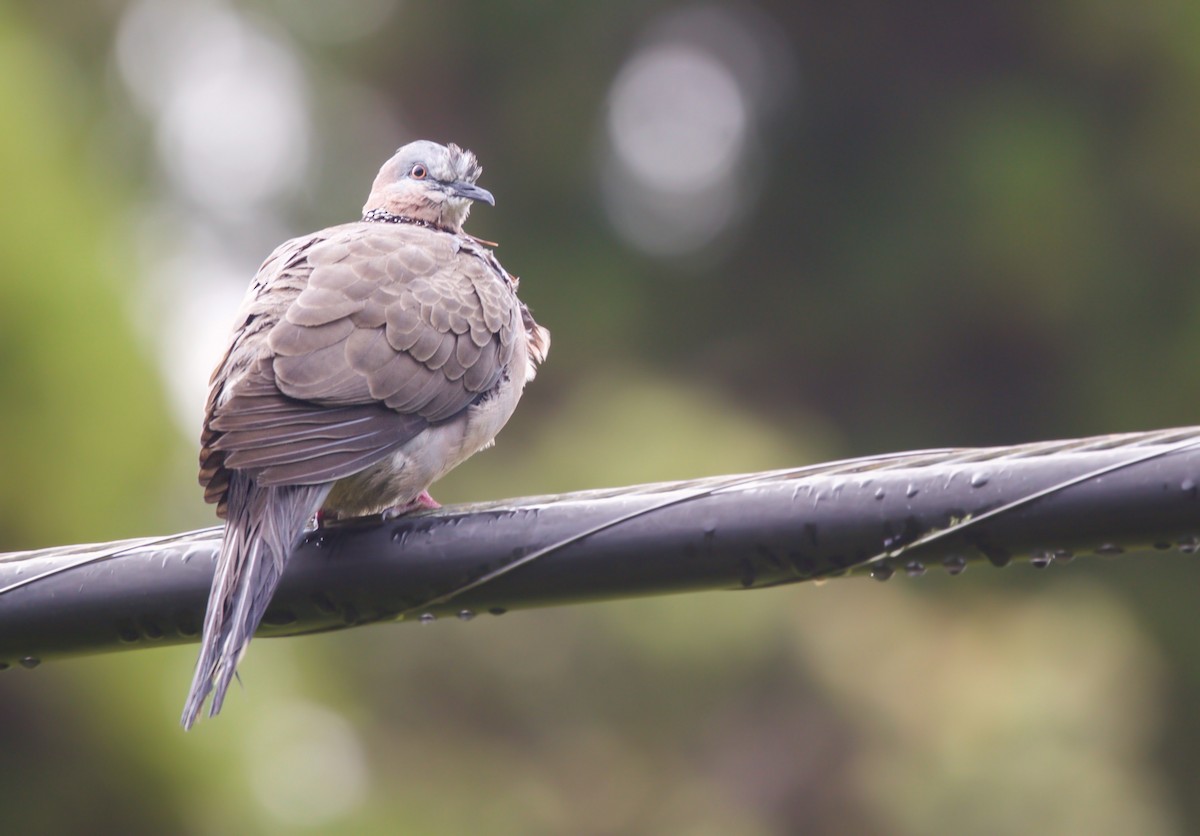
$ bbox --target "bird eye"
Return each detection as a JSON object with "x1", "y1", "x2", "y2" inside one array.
[{"x1": 410, "y1": 164, "x2": 427, "y2": 180}]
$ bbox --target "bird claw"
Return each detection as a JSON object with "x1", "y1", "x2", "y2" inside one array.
[{"x1": 381, "y1": 491, "x2": 441, "y2": 520}]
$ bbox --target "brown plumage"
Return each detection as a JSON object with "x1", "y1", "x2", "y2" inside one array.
[{"x1": 183, "y1": 141, "x2": 549, "y2": 728}]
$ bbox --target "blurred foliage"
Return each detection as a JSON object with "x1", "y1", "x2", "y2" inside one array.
[
  {"x1": 0, "y1": 8, "x2": 175, "y2": 549},
  {"x1": 2, "y1": 0, "x2": 1200, "y2": 833}
]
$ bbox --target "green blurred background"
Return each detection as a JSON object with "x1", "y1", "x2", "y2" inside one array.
[{"x1": 2, "y1": 1, "x2": 1199, "y2": 832}]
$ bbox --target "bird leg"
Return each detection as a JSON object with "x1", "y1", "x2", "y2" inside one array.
[{"x1": 310, "y1": 492, "x2": 441, "y2": 527}]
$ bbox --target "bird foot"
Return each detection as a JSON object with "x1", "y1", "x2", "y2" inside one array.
[{"x1": 381, "y1": 491, "x2": 441, "y2": 520}]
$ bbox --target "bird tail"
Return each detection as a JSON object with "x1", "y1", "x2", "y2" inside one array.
[{"x1": 181, "y1": 472, "x2": 328, "y2": 729}]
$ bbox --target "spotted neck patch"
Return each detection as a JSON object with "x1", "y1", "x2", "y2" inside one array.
[{"x1": 362, "y1": 208, "x2": 440, "y2": 230}]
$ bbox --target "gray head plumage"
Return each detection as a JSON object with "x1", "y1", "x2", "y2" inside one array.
[{"x1": 363, "y1": 141, "x2": 494, "y2": 233}]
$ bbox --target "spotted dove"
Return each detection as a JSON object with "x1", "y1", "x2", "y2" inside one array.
[{"x1": 182, "y1": 141, "x2": 549, "y2": 728}]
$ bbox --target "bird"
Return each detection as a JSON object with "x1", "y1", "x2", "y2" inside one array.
[{"x1": 182, "y1": 140, "x2": 549, "y2": 729}]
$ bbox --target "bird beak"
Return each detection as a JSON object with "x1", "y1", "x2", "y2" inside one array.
[{"x1": 448, "y1": 181, "x2": 495, "y2": 206}]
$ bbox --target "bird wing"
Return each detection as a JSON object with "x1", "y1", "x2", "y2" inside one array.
[{"x1": 199, "y1": 222, "x2": 520, "y2": 513}]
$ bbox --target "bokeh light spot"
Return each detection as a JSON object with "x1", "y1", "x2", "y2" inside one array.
[
  {"x1": 599, "y1": 5, "x2": 793, "y2": 259},
  {"x1": 244, "y1": 701, "x2": 369, "y2": 826},
  {"x1": 608, "y1": 43, "x2": 747, "y2": 195},
  {"x1": 117, "y1": 0, "x2": 309, "y2": 212}
]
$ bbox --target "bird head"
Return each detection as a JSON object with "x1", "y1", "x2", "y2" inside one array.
[{"x1": 362, "y1": 140, "x2": 494, "y2": 233}]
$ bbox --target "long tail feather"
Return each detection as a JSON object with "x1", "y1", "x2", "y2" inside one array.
[{"x1": 181, "y1": 472, "x2": 329, "y2": 729}]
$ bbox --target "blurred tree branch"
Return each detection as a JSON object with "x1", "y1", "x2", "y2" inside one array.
[{"x1": 2, "y1": 425, "x2": 1199, "y2": 669}]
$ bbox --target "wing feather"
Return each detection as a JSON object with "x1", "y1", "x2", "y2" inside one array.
[{"x1": 199, "y1": 222, "x2": 524, "y2": 512}]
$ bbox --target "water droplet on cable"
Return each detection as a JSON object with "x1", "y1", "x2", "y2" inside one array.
[
  {"x1": 311, "y1": 592, "x2": 336, "y2": 614},
  {"x1": 456, "y1": 609, "x2": 475, "y2": 621},
  {"x1": 943, "y1": 555, "x2": 967, "y2": 576},
  {"x1": 970, "y1": 473, "x2": 988, "y2": 488},
  {"x1": 418, "y1": 612, "x2": 436, "y2": 624},
  {"x1": 904, "y1": 560, "x2": 925, "y2": 577},
  {"x1": 19, "y1": 657, "x2": 40, "y2": 669},
  {"x1": 870, "y1": 563, "x2": 893, "y2": 582},
  {"x1": 140, "y1": 618, "x2": 164, "y2": 640},
  {"x1": 116, "y1": 620, "x2": 140, "y2": 643}
]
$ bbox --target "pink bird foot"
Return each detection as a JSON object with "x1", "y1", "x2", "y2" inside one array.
[
  {"x1": 307, "y1": 508, "x2": 342, "y2": 530},
  {"x1": 381, "y1": 490, "x2": 441, "y2": 520}
]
